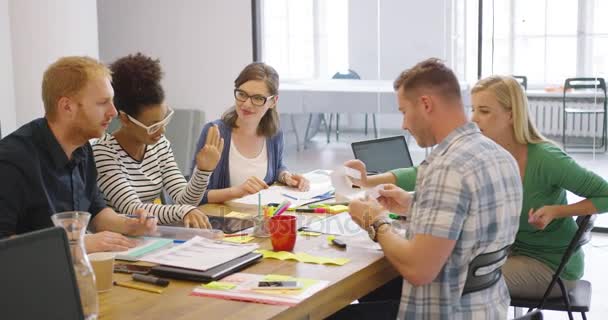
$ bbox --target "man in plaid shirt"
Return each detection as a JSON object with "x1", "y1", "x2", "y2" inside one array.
[{"x1": 331, "y1": 58, "x2": 522, "y2": 319}]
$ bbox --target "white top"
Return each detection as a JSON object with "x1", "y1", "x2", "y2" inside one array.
[
  {"x1": 93, "y1": 134, "x2": 211, "y2": 224},
  {"x1": 229, "y1": 140, "x2": 268, "y2": 187}
]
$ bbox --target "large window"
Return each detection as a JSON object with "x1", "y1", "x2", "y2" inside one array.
[
  {"x1": 258, "y1": 0, "x2": 348, "y2": 80},
  {"x1": 480, "y1": 0, "x2": 607, "y2": 87}
]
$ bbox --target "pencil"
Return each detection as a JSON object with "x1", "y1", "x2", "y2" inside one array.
[{"x1": 113, "y1": 281, "x2": 163, "y2": 294}]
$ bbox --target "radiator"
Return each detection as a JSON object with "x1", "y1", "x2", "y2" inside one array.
[{"x1": 528, "y1": 96, "x2": 606, "y2": 138}]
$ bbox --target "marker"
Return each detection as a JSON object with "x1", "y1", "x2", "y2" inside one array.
[
  {"x1": 132, "y1": 274, "x2": 170, "y2": 287},
  {"x1": 173, "y1": 240, "x2": 186, "y2": 244},
  {"x1": 113, "y1": 281, "x2": 163, "y2": 294}
]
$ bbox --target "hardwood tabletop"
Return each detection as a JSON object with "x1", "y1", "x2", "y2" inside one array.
[{"x1": 99, "y1": 204, "x2": 399, "y2": 320}]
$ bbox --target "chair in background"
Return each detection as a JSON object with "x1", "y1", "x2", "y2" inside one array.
[
  {"x1": 562, "y1": 77, "x2": 607, "y2": 152},
  {"x1": 513, "y1": 75, "x2": 528, "y2": 91},
  {"x1": 512, "y1": 310, "x2": 543, "y2": 320},
  {"x1": 510, "y1": 215, "x2": 595, "y2": 320},
  {"x1": 462, "y1": 245, "x2": 510, "y2": 296}
]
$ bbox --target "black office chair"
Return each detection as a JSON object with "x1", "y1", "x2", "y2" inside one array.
[
  {"x1": 513, "y1": 75, "x2": 528, "y2": 91},
  {"x1": 512, "y1": 310, "x2": 543, "y2": 320},
  {"x1": 562, "y1": 77, "x2": 607, "y2": 152},
  {"x1": 462, "y1": 245, "x2": 510, "y2": 295},
  {"x1": 510, "y1": 215, "x2": 596, "y2": 320}
]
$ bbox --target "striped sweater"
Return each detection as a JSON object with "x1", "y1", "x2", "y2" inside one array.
[{"x1": 92, "y1": 134, "x2": 211, "y2": 224}]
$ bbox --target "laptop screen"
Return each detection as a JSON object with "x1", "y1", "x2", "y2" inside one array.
[
  {"x1": 351, "y1": 136, "x2": 413, "y2": 173},
  {"x1": 0, "y1": 227, "x2": 84, "y2": 320}
]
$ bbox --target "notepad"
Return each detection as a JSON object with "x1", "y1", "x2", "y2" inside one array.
[{"x1": 115, "y1": 237, "x2": 174, "y2": 262}]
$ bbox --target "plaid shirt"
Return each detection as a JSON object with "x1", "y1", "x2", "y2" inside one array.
[{"x1": 398, "y1": 123, "x2": 522, "y2": 320}]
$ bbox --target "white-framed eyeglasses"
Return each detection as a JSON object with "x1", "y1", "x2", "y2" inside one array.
[
  {"x1": 234, "y1": 88, "x2": 275, "y2": 107},
  {"x1": 123, "y1": 108, "x2": 175, "y2": 135}
]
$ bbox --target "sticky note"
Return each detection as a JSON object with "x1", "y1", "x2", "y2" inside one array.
[
  {"x1": 222, "y1": 236, "x2": 255, "y2": 244},
  {"x1": 202, "y1": 281, "x2": 237, "y2": 290},
  {"x1": 226, "y1": 211, "x2": 252, "y2": 219},
  {"x1": 298, "y1": 231, "x2": 322, "y2": 237}
]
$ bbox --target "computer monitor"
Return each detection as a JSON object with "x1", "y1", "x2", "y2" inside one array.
[
  {"x1": 351, "y1": 135, "x2": 414, "y2": 174},
  {"x1": 0, "y1": 227, "x2": 84, "y2": 320}
]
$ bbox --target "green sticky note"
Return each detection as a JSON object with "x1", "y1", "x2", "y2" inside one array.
[{"x1": 202, "y1": 281, "x2": 237, "y2": 290}]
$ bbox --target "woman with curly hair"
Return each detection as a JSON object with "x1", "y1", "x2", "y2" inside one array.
[{"x1": 93, "y1": 53, "x2": 222, "y2": 228}]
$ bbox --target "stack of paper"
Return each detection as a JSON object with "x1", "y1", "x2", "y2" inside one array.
[{"x1": 141, "y1": 236, "x2": 258, "y2": 271}]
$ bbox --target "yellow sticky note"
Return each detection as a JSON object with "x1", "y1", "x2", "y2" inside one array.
[
  {"x1": 202, "y1": 281, "x2": 237, "y2": 290},
  {"x1": 263, "y1": 274, "x2": 293, "y2": 281},
  {"x1": 256, "y1": 250, "x2": 297, "y2": 261},
  {"x1": 298, "y1": 231, "x2": 322, "y2": 237},
  {"x1": 222, "y1": 236, "x2": 255, "y2": 244},
  {"x1": 153, "y1": 198, "x2": 162, "y2": 205},
  {"x1": 226, "y1": 211, "x2": 252, "y2": 219},
  {"x1": 329, "y1": 205, "x2": 349, "y2": 214}
]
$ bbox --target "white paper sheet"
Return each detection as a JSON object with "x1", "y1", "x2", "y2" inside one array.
[{"x1": 141, "y1": 236, "x2": 258, "y2": 271}]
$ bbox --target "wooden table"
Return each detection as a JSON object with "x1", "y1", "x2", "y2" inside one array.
[{"x1": 99, "y1": 205, "x2": 399, "y2": 320}]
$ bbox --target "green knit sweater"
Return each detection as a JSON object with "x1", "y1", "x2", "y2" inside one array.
[{"x1": 391, "y1": 142, "x2": 608, "y2": 280}]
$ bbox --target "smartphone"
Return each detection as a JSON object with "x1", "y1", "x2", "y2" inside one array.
[
  {"x1": 253, "y1": 281, "x2": 301, "y2": 290},
  {"x1": 113, "y1": 263, "x2": 152, "y2": 275}
]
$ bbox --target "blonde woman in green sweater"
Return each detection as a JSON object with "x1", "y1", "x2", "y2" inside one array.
[{"x1": 347, "y1": 75, "x2": 608, "y2": 299}]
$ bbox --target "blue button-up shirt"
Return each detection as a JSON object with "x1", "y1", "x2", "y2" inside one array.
[
  {"x1": 0, "y1": 118, "x2": 106, "y2": 237},
  {"x1": 399, "y1": 122, "x2": 522, "y2": 320}
]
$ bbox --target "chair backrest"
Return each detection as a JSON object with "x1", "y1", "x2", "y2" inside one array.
[
  {"x1": 513, "y1": 75, "x2": 528, "y2": 90},
  {"x1": 513, "y1": 310, "x2": 543, "y2": 320},
  {"x1": 462, "y1": 245, "x2": 510, "y2": 295},
  {"x1": 563, "y1": 77, "x2": 607, "y2": 102},
  {"x1": 537, "y1": 214, "x2": 596, "y2": 309},
  {"x1": 332, "y1": 69, "x2": 361, "y2": 80},
  {"x1": 164, "y1": 109, "x2": 206, "y2": 175}
]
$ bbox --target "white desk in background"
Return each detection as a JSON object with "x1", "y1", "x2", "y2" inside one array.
[{"x1": 278, "y1": 79, "x2": 470, "y2": 150}]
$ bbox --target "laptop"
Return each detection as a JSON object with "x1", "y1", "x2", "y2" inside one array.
[
  {"x1": 351, "y1": 135, "x2": 414, "y2": 174},
  {"x1": 0, "y1": 227, "x2": 84, "y2": 320}
]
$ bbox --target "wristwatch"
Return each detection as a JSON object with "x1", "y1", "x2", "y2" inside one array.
[{"x1": 368, "y1": 216, "x2": 392, "y2": 242}]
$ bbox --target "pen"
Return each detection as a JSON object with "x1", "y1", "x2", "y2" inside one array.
[
  {"x1": 223, "y1": 233, "x2": 250, "y2": 238},
  {"x1": 132, "y1": 274, "x2": 170, "y2": 287},
  {"x1": 173, "y1": 239, "x2": 186, "y2": 244},
  {"x1": 113, "y1": 281, "x2": 163, "y2": 294},
  {"x1": 287, "y1": 208, "x2": 328, "y2": 213},
  {"x1": 281, "y1": 193, "x2": 298, "y2": 201},
  {"x1": 126, "y1": 214, "x2": 156, "y2": 219}
]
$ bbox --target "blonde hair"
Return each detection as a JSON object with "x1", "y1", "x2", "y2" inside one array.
[
  {"x1": 42, "y1": 56, "x2": 112, "y2": 119},
  {"x1": 472, "y1": 75, "x2": 547, "y2": 144}
]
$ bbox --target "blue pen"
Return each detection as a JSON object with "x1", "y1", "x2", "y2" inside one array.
[
  {"x1": 281, "y1": 193, "x2": 298, "y2": 201},
  {"x1": 173, "y1": 240, "x2": 186, "y2": 244}
]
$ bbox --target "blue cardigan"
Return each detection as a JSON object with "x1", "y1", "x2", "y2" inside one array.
[{"x1": 192, "y1": 119, "x2": 288, "y2": 204}]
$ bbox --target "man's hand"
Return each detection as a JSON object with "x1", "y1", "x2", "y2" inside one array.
[
  {"x1": 528, "y1": 206, "x2": 559, "y2": 230},
  {"x1": 233, "y1": 176, "x2": 269, "y2": 197},
  {"x1": 377, "y1": 184, "x2": 412, "y2": 215},
  {"x1": 84, "y1": 231, "x2": 138, "y2": 253},
  {"x1": 283, "y1": 172, "x2": 310, "y2": 191},
  {"x1": 183, "y1": 209, "x2": 211, "y2": 229},
  {"x1": 348, "y1": 196, "x2": 387, "y2": 230},
  {"x1": 344, "y1": 159, "x2": 369, "y2": 187},
  {"x1": 124, "y1": 208, "x2": 157, "y2": 236},
  {"x1": 196, "y1": 125, "x2": 224, "y2": 171}
]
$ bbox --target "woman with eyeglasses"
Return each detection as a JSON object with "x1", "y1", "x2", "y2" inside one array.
[
  {"x1": 93, "y1": 53, "x2": 223, "y2": 228},
  {"x1": 192, "y1": 62, "x2": 309, "y2": 204}
]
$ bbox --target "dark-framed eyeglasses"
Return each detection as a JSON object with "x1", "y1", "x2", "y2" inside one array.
[{"x1": 234, "y1": 88, "x2": 275, "y2": 107}]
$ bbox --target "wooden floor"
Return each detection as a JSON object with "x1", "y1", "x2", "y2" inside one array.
[{"x1": 284, "y1": 129, "x2": 608, "y2": 319}]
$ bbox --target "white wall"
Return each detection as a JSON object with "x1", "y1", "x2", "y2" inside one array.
[
  {"x1": 0, "y1": 0, "x2": 16, "y2": 135},
  {"x1": 9, "y1": 0, "x2": 99, "y2": 127},
  {"x1": 97, "y1": 0, "x2": 253, "y2": 122},
  {"x1": 349, "y1": 0, "x2": 450, "y2": 81}
]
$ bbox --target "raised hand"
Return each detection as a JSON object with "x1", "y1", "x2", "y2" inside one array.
[{"x1": 196, "y1": 125, "x2": 224, "y2": 171}]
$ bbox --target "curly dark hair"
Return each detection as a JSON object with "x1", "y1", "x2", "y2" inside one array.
[{"x1": 109, "y1": 53, "x2": 165, "y2": 117}]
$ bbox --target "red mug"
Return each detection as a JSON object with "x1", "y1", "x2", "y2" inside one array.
[{"x1": 269, "y1": 215, "x2": 297, "y2": 251}]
